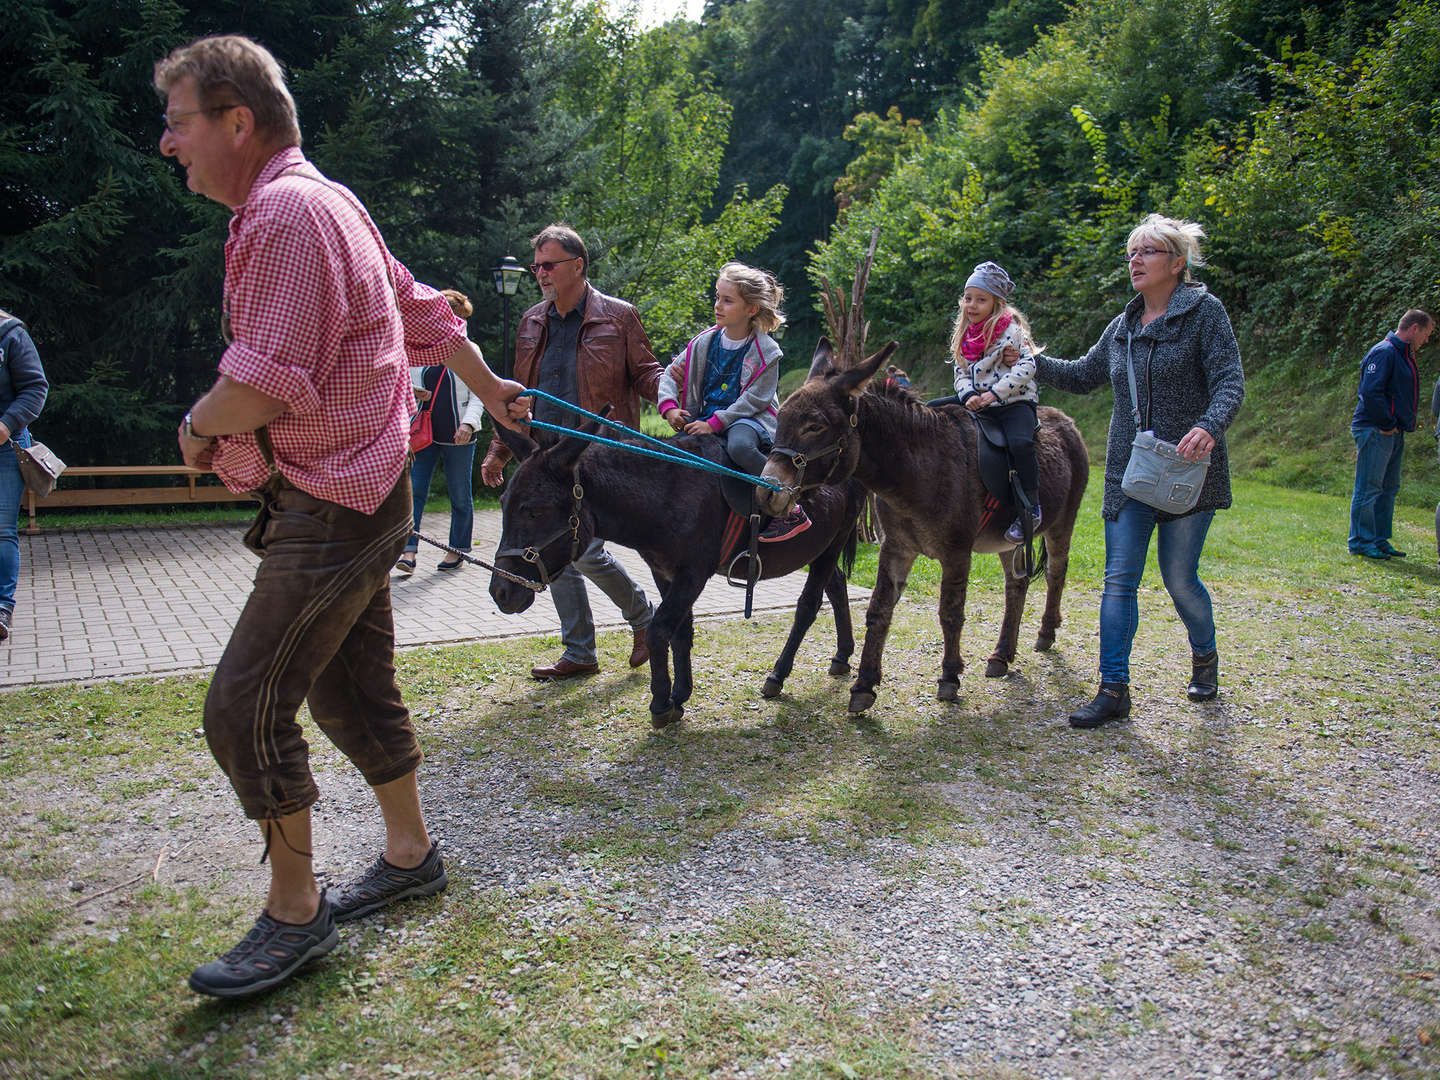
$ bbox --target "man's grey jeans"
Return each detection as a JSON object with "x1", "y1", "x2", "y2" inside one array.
[{"x1": 549, "y1": 539, "x2": 653, "y2": 664}]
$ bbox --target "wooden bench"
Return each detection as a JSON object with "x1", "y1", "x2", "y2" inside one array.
[{"x1": 23, "y1": 465, "x2": 257, "y2": 533}]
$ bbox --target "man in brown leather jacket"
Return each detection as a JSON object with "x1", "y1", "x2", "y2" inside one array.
[{"x1": 481, "y1": 224, "x2": 661, "y2": 679}]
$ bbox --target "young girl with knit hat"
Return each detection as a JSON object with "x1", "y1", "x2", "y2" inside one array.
[{"x1": 950, "y1": 260, "x2": 1043, "y2": 543}]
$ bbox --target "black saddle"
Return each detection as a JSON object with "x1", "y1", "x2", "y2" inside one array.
[
  {"x1": 927, "y1": 398, "x2": 1013, "y2": 509},
  {"x1": 970, "y1": 410, "x2": 1016, "y2": 509}
]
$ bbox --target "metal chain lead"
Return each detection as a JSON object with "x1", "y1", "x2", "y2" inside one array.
[{"x1": 410, "y1": 530, "x2": 543, "y2": 591}]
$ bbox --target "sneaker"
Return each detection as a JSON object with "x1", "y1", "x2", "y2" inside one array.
[
  {"x1": 759, "y1": 505, "x2": 811, "y2": 543},
  {"x1": 1350, "y1": 546, "x2": 1389, "y2": 560},
  {"x1": 188, "y1": 896, "x2": 338, "y2": 998},
  {"x1": 330, "y1": 841, "x2": 447, "y2": 923},
  {"x1": 1004, "y1": 504, "x2": 1043, "y2": 545},
  {"x1": 0, "y1": 607, "x2": 10, "y2": 643},
  {"x1": 1377, "y1": 541, "x2": 1407, "y2": 558}
]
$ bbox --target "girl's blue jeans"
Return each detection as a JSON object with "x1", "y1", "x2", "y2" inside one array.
[
  {"x1": 0, "y1": 431, "x2": 33, "y2": 612},
  {"x1": 1099, "y1": 498, "x2": 1216, "y2": 684},
  {"x1": 404, "y1": 441, "x2": 476, "y2": 553}
]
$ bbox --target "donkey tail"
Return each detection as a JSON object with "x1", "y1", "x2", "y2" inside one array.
[{"x1": 841, "y1": 520, "x2": 859, "y2": 580}]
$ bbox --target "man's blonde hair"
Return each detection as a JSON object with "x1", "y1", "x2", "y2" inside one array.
[{"x1": 154, "y1": 35, "x2": 301, "y2": 147}]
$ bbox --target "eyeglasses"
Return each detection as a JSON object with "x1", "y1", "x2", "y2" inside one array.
[
  {"x1": 1125, "y1": 246, "x2": 1173, "y2": 262},
  {"x1": 161, "y1": 104, "x2": 239, "y2": 131},
  {"x1": 529, "y1": 256, "x2": 580, "y2": 275}
]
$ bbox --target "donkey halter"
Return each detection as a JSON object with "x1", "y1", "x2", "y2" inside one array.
[
  {"x1": 769, "y1": 401, "x2": 859, "y2": 494},
  {"x1": 494, "y1": 481, "x2": 586, "y2": 588}
]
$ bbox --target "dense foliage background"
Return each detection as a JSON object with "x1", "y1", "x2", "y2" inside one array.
[{"x1": 4, "y1": 0, "x2": 1438, "y2": 504}]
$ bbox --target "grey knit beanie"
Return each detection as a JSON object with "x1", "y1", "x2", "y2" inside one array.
[{"x1": 965, "y1": 261, "x2": 1014, "y2": 299}]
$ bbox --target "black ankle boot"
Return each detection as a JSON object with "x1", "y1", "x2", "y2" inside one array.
[
  {"x1": 1187, "y1": 650, "x2": 1219, "y2": 701},
  {"x1": 1069, "y1": 681, "x2": 1131, "y2": 728}
]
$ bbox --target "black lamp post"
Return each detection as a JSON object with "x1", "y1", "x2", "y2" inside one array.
[{"x1": 490, "y1": 255, "x2": 526, "y2": 381}]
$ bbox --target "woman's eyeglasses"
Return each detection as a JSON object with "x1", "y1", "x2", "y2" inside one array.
[
  {"x1": 1124, "y1": 247, "x2": 1173, "y2": 263},
  {"x1": 529, "y1": 256, "x2": 580, "y2": 274}
]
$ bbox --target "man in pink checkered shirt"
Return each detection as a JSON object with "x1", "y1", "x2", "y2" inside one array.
[{"x1": 156, "y1": 33, "x2": 530, "y2": 999}]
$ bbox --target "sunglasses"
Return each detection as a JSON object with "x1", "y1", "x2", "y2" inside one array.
[{"x1": 529, "y1": 256, "x2": 580, "y2": 275}]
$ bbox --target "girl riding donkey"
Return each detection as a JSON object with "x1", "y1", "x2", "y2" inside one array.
[
  {"x1": 658, "y1": 263, "x2": 809, "y2": 542},
  {"x1": 945, "y1": 261, "x2": 1043, "y2": 545}
]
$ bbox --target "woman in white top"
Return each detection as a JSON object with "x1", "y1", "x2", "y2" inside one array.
[{"x1": 396, "y1": 289, "x2": 487, "y2": 573}]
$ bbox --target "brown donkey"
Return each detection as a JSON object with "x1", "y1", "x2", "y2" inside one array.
[{"x1": 758, "y1": 339, "x2": 1089, "y2": 714}]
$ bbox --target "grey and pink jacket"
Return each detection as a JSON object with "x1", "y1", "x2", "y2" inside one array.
[{"x1": 657, "y1": 327, "x2": 783, "y2": 439}]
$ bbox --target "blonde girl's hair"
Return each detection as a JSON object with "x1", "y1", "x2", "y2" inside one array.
[
  {"x1": 717, "y1": 262, "x2": 785, "y2": 336},
  {"x1": 440, "y1": 288, "x2": 473, "y2": 318},
  {"x1": 1127, "y1": 213, "x2": 1207, "y2": 282},
  {"x1": 947, "y1": 296, "x2": 1042, "y2": 365}
]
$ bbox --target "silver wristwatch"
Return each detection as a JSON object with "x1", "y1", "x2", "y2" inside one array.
[{"x1": 181, "y1": 411, "x2": 210, "y2": 442}]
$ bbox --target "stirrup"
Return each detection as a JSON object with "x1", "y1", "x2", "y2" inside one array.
[{"x1": 726, "y1": 550, "x2": 763, "y2": 588}]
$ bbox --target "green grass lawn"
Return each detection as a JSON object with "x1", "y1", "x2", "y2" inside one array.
[{"x1": 2, "y1": 477, "x2": 1438, "y2": 1078}]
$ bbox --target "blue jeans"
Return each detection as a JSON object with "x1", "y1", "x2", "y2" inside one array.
[
  {"x1": 0, "y1": 431, "x2": 32, "y2": 612},
  {"x1": 1348, "y1": 426, "x2": 1404, "y2": 552},
  {"x1": 550, "y1": 540, "x2": 653, "y2": 665},
  {"x1": 1099, "y1": 499, "x2": 1216, "y2": 684},
  {"x1": 404, "y1": 441, "x2": 476, "y2": 553}
]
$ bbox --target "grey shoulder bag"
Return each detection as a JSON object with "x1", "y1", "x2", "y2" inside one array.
[{"x1": 1120, "y1": 333, "x2": 1209, "y2": 514}]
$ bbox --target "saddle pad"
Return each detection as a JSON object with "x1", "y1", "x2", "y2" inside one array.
[{"x1": 715, "y1": 509, "x2": 751, "y2": 572}]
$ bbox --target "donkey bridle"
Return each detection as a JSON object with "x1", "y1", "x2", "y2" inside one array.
[
  {"x1": 769, "y1": 404, "x2": 859, "y2": 495},
  {"x1": 493, "y1": 481, "x2": 587, "y2": 588}
]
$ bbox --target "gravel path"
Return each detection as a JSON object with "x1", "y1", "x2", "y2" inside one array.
[{"x1": 16, "y1": 589, "x2": 1440, "y2": 1078}]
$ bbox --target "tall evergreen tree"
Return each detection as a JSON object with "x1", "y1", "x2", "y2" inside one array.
[{"x1": 0, "y1": 0, "x2": 526, "y2": 464}]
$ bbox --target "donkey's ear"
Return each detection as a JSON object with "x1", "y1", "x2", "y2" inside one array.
[
  {"x1": 835, "y1": 341, "x2": 899, "y2": 397},
  {"x1": 808, "y1": 337, "x2": 837, "y2": 380},
  {"x1": 542, "y1": 406, "x2": 610, "y2": 475},
  {"x1": 496, "y1": 424, "x2": 539, "y2": 462}
]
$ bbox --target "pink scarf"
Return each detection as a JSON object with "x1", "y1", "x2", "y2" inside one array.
[{"x1": 960, "y1": 311, "x2": 1011, "y2": 364}]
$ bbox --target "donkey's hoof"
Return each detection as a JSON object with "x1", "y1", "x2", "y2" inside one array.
[
  {"x1": 762, "y1": 677, "x2": 783, "y2": 699},
  {"x1": 1034, "y1": 633, "x2": 1055, "y2": 652},
  {"x1": 937, "y1": 680, "x2": 960, "y2": 702},
  {"x1": 847, "y1": 689, "x2": 877, "y2": 714},
  {"x1": 828, "y1": 659, "x2": 852, "y2": 677},
  {"x1": 985, "y1": 658, "x2": 1009, "y2": 679},
  {"x1": 650, "y1": 704, "x2": 684, "y2": 729}
]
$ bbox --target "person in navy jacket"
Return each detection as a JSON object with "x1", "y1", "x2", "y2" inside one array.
[
  {"x1": 1349, "y1": 309, "x2": 1432, "y2": 559},
  {"x1": 0, "y1": 310, "x2": 50, "y2": 644}
]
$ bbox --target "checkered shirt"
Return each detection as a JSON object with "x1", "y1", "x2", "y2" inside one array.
[{"x1": 212, "y1": 147, "x2": 465, "y2": 513}]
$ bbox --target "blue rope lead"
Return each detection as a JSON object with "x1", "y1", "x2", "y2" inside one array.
[{"x1": 516, "y1": 388, "x2": 788, "y2": 493}]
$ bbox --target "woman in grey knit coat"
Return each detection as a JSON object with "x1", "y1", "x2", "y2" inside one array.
[{"x1": 1035, "y1": 214, "x2": 1245, "y2": 728}]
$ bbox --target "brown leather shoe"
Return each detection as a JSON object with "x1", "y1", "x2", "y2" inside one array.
[
  {"x1": 530, "y1": 657, "x2": 600, "y2": 680},
  {"x1": 629, "y1": 627, "x2": 650, "y2": 668}
]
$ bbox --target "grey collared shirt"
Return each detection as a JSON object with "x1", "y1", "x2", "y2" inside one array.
[{"x1": 535, "y1": 295, "x2": 587, "y2": 426}]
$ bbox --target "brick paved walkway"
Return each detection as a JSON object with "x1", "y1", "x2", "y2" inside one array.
[{"x1": 2, "y1": 510, "x2": 866, "y2": 688}]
